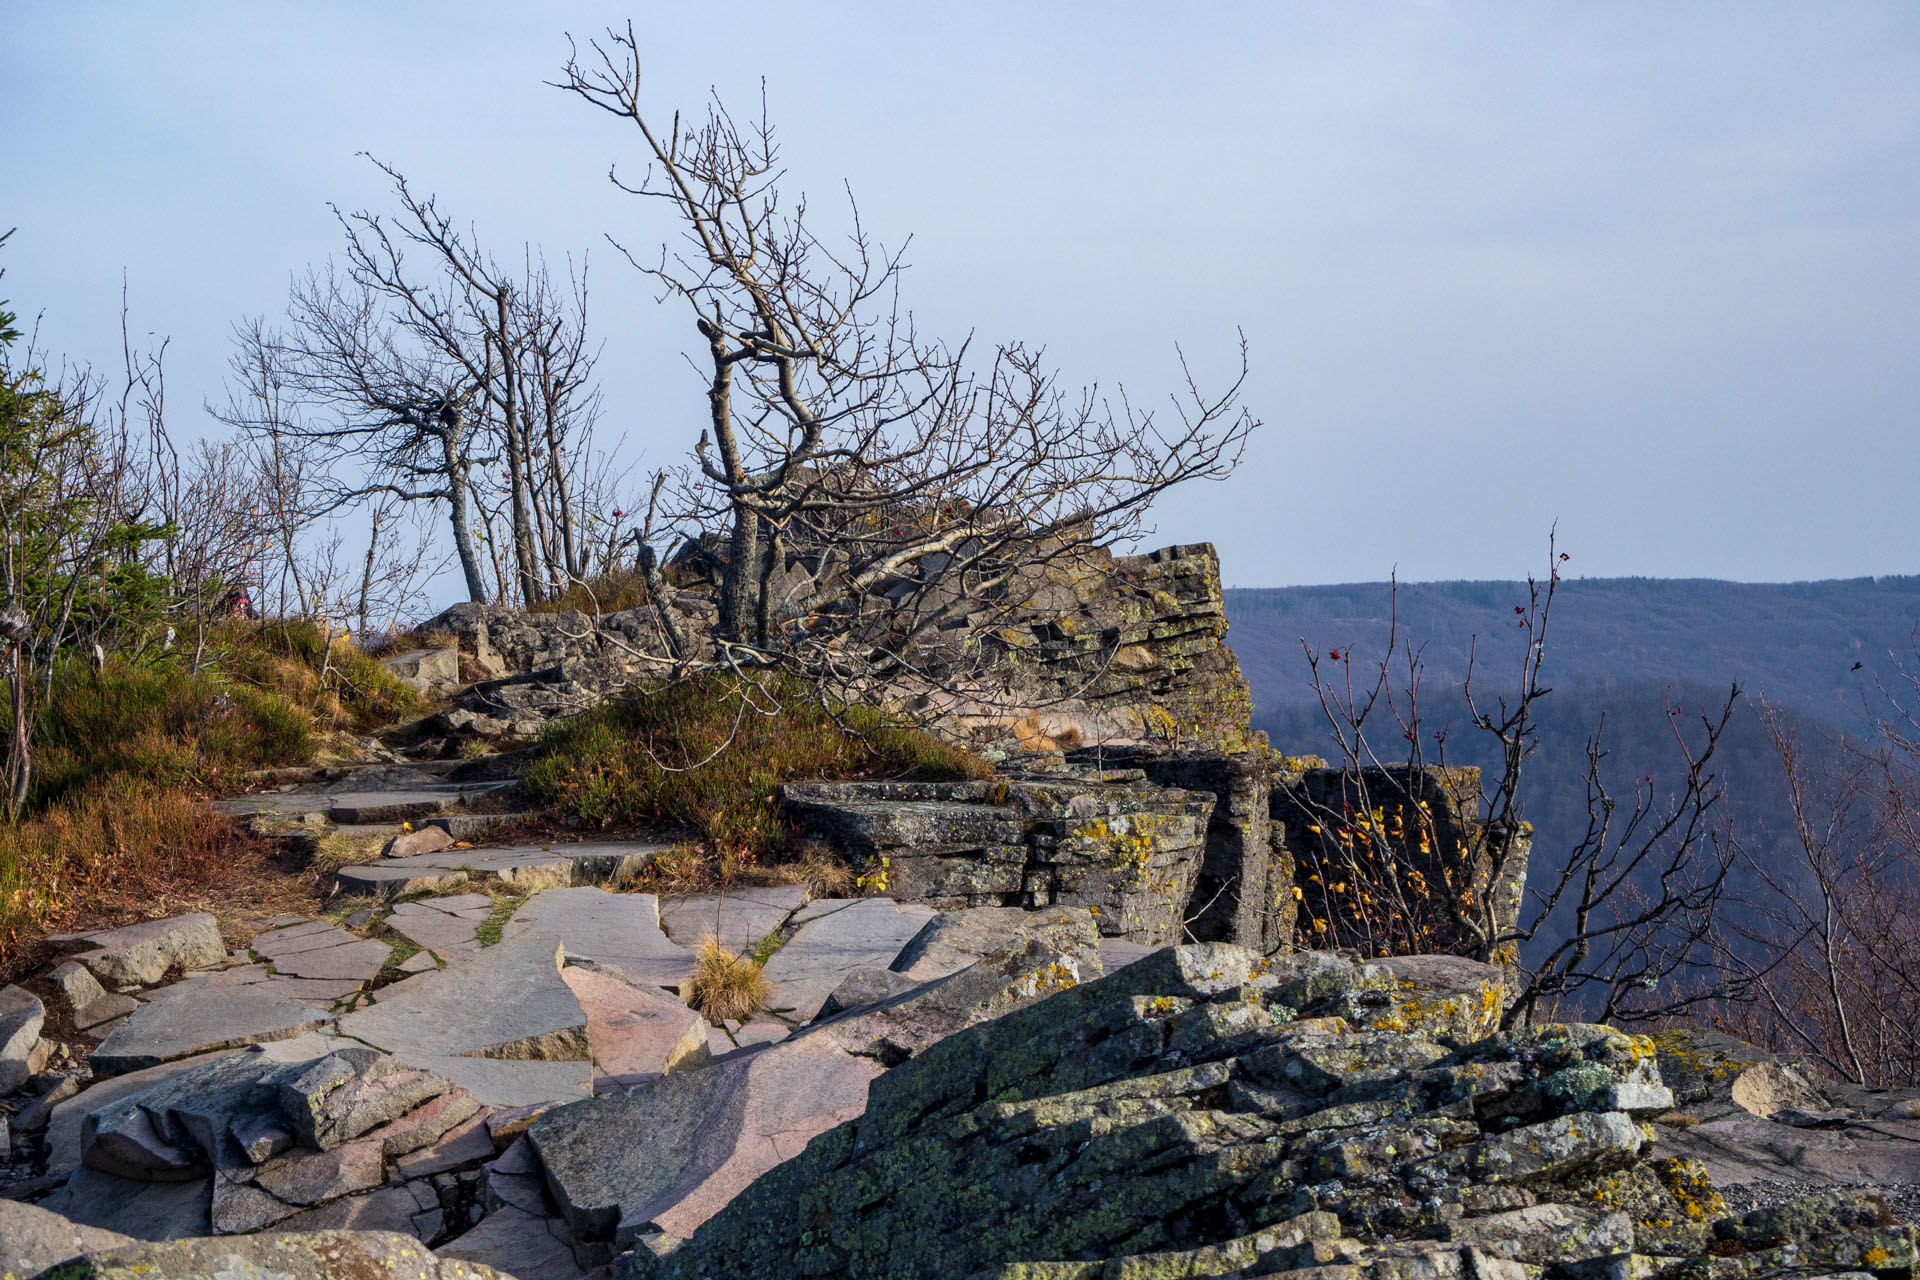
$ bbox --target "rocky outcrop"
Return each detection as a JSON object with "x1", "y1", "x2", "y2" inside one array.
[
  {"x1": 964, "y1": 541, "x2": 1258, "y2": 751},
  {"x1": 782, "y1": 776, "x2": 1213, "y2": 945},
  {"x1": 417, "y1": 542, "x2": 1257, "y2": 754},
  {"x1": 623, "y1": 941, "x2": 1911, "y2": 1280},
  {"x1": 787, "y1": 755, "x2": 1528, "y2": 959},
  {"x1": 1067, "y1": 746, "x2": 1294, "y2": 953}
]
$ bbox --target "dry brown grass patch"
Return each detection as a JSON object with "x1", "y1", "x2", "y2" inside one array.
[
  {"x1": 0, "y1": 782, "x2": 283, "y2": 979},
  {"x1": 686, "y1": 935, "x2": 772, "y2": 1023}
]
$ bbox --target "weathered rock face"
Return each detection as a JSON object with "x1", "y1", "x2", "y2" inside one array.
[
  {"x1": 380, "y1": 647, "x2": 462, "y2": 698},
  {"x1": 623, "y1": 941, "x2": 1910, "y2": 1280},
  {"x1": 1067, "y1": 746, "x2": 1293, "y2": 953},
  {"x1": 789, "y1": 756, "x2": 1527, "y2": 960},
  {"x1": 783, "y1": 777, "x2": 1213, "y2": 945},
  {"x1": 1, "y1": 1200, "x2": 136, "y2": 1277},
  {"x1": 932, "y1": 542, "x2": 1259, "y2": 752}
]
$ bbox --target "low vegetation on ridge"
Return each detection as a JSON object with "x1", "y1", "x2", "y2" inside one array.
[
  {"x1": 524, "y1": 671, "x2": 991, "y2": 866},
  {"x1": 0, "y1": 622, "x2": 422, "y2": 974}
]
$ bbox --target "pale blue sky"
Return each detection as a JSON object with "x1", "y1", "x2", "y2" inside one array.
[{"x1": 3, "y1": 2, "x2": 1917, "y2": 593}]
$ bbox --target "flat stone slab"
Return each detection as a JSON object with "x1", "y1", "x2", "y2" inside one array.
[
  {"x1": 74, "y1": 991, "x2": 141, "y2": 1030},
  {"x1": 332, "y1": 842, "x2": 666, "y2": 900},
  {"x1": 712, "y1": 1017, "x2": 791, "y2": 1059},
  {"x1": 506, "y1": 887, "x2": 695, "y2": 990},
  {"x1": 259, "y1": 976, "x2": 368, "y2": 1005},
  {"x1": 57, "y1": 912, "x2": 225, "y2": 987},
  {"x1": 1099, "y1": 938, "x2": 1159, "y2": 971},
  {"x1": 89, "y1": 983, "x2": 329, "y2": 1075},
  {"x1": 38, "y1": 1164, "x2": 211, "y2": 1241},
  {"x1": 271, "y1": 938, "x2": 392, "y2": 982},
  {"x1": 561, "y1": 962, "x2": 709, "y2": 1089},
  {"x1": 421, "y1": 892, "x2": 496, "y2": 914},
  {"x1": 762, "y1": 898, "x2": 939, "y2": 1022},
  {"x1": 528, "y1": 1034, "x2": 882, "y2": 1245},
  {"x1": 386, "y1": 899, "x2": 487, "y2": 953},
  {"x1": 660, "y1": 884, "x2": 809, "y2": 954},
  {"x1": 889, "y1": 905, "x2": 1102, "y2": 982},
  {"x1": 406, "y1": 1055, "x2": 593, "y2": 1110},
  {"x1": 214, "y1": 782, "x2": 507, "y2": 823},
  {"x1": 337, "y1": 932, "x2": 589, "y2": 1065},
  {"x1": 250, "y1": 919, "x2": 349, "y2": 958},
  {"x1": 331, "y1": 862, "x2": 471, "y2": 899}
]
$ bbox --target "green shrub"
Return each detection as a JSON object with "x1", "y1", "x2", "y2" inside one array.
[
  {"x1": 524, "y1": 672, "x2": 991, "y2": 859},
  {"x1": 20, "y1": 621, "x2": 420, "y2": 810}
]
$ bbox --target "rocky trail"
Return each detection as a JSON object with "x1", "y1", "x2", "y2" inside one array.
[{"x1": 0, "y1": 758, "x2": 1158, "y2": 1276}]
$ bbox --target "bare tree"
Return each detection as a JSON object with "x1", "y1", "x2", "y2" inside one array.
[
  {"x1": 221, "y1": 158, "x2": 607, "y2": 607},
  {"x1": 0, "y1": 237, "x2": 176, "y2": 815},
  {"x1": 1292, "y1": 539, "x2": 1741, "y2": 1027},
  {"x1": 553, "y1": 27, "x2": 1256, "y2": 704},
  {"x1": 1711, "y1": 675, "x2": 1920, "y2": 1088}
]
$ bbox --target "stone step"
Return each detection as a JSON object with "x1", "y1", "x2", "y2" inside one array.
[
  {"x1": 215, "y1": 781, "x2": 515, "y2": 826},
  {"x1": 330, "y1": 842, "x2": 668, "y2": 900}
]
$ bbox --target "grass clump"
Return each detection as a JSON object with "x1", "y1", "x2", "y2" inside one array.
[
  {"x1": 474, "y1": 893, "x2": 524, "y2": 947},
  {"x1": 686, "y1": 935, "x2": 772, "y2": 1023},
  {"x1": 524, "y1": 671, "x2": 991, "y2": 863},
  {"x1": 525, "y1": 565, "x2": 656, "y2": 617},
  {"x1": 217, "y1": 618, "x2": 423, "y2": 734},
  {"x1": 0, "y1": 778, "x2": 271, "y2": 975}
]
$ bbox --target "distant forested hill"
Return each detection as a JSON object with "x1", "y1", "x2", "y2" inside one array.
[
  {"x1": 1225, "y1": 577, "x2": 1920, "y2": 946},
  {"x1": 1226, "y1": 576, "x2": 1920, "y2": 730}
]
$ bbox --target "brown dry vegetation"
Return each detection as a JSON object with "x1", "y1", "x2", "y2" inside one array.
[
  {"x1": 0, "y1": 784, "x2": 281, "y2": 979},
  {"x1": 0, "y1": 623, "x2": 424, "y2": 977},
  {"x1": 685, "y1": 935, "x2": 772, "y2": 1023}
]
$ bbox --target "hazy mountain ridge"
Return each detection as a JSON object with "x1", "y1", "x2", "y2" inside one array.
[{"x1": 1226, "y1": 575, "x2": 1920, "y2": 730}]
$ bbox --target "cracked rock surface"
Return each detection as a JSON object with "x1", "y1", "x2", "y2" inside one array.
[{"x1": 625, "y1": 941, "x2": 1916, "y2": 1280}]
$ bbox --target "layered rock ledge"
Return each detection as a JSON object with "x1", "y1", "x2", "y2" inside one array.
[{"x1": 625, "y1": 943, "x2": 1912, "y2": 1280}]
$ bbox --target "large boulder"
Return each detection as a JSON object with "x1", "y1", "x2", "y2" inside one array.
[
  {"x1": 799, "y1": 932, "x2": 1103, "y2": 1066},
  {"x1": 888, "y1": 905, "x2": 1101, "y2": 981},
  {"x1": 526, "y1": 1035, "x2": 883, "y2": 1266},
  {"x1": 381, "y1": 647, "x2": 461, "y2": 697},
  {"x1": 619, "y1": 944, "x2": 1907, "y2": 1280},
  {"x1": 53, "y1": 913, "x2": 226, "y2": 988},
  {"x1": 1, "y1": 982, "x2": 45, "y2": 1091}
]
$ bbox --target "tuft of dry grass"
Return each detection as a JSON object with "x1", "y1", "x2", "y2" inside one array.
[
  {"x1": 525, "y1": 566, "x2": 656, "y2": 617},
  {"x1": 626, "y1": 839, "x2": 859, "y2": 899},
  {"x1": 686, "y1": 935, "x2": 772, "y2": 1023}
]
